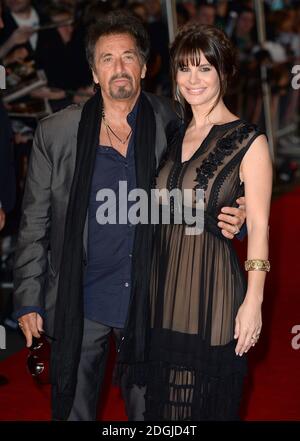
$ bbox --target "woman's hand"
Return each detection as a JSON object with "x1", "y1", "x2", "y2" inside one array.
[{"x1": 234, "y1": 295, "x2": 262, "y2": 356}]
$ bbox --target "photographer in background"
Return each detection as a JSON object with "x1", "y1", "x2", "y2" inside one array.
[
  {"x1": 0, "y1": 0, "x2": 56, "y2": 72},
  {"x1": 0, "y1": 0, "x2": 16, "y2": 232},
  {"x1": 0, "y1": 0, "x2": 38, "y2": 61}
]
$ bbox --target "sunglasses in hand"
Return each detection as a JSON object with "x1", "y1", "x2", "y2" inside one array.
[{"x1": 27, "y1": 332, "x2": 56, "y2": 384}]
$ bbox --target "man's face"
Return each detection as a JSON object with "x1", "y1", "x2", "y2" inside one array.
[
  {"x1": 5, "y1": 0, "x2": 31, "y2": 14},
  {"x1": 145, "y1": 0, "x2": 161, "y2": 17},
  {"x1": 197, "y1": 6, "x2": 216, "y2": 25},
  {"x1": 51, "y1": 12, "x2": 74, "y2": 44},
  {"x1": 237, "y1": 12, "x2": 255, "y2": 34},
  {"x1": 92, "y1": 33, "x2": 146, "y2": 101}
]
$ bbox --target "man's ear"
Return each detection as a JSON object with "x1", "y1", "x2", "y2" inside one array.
[
  {"x1": 141, "y1": 64, "x2": 147, "y2": 79},
  {"x1": 92, "y1": 70, "x2": 99, "y2": 85}
]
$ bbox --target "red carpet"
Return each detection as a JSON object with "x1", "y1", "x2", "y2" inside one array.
[{"x1": 0, "y1": 186, "x2": 300, "y2": 421}]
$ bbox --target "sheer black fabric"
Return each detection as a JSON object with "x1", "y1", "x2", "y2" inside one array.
[{"x1": 120, "y1": 120, "x2": 263, "y2": 421}]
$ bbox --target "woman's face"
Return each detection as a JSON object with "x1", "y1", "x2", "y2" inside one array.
[{"x1": 176, "y1": 51, "x2": 220, "y2": 108}]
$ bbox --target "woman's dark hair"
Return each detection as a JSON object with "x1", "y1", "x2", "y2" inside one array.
[
  {"x1": 170, "y1": 23, "x2": 238, "y2": 116},
  {"x1": 86, "y1": 9, "x2": 150, "y2": 69}
]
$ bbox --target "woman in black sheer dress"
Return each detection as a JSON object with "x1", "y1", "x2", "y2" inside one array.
[{"x1": 119, "y1": 23, "x2": 273, "y2": 421}]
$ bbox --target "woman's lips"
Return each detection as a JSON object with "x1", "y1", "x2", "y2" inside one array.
[{"x1": 185, "y1": 87, "x2": 207, "y2": 95}]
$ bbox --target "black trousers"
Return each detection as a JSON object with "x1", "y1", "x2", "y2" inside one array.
[{"x1": 67, "y1": 318, "x2": 145, "y2": 421}]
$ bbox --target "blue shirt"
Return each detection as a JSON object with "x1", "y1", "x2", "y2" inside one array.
[{"x1": 83, "y1": 99, "x2": 138, "y2": 328}]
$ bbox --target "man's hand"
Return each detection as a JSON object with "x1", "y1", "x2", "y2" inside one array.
[
  {"x1": 9, "y1": 26, "x2": 34, "y2": 47},
  {"x1": 0, "y1": 208, "x2": 6, "y2": 231},
  {"x1": 18, "y1": 312, "x2": 44, "y2": 348},
  {"x1": 0, "y1": 27, "x2": 34, "y2": 59},
  {"x1": 217, "y1": 197, "x2": 246, "y2": 239},
  {"x1": 3, "y1": 47, "x2": 29, "y2": 65}
]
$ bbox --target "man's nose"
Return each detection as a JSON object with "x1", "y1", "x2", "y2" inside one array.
[{"x1": 114, "y1": 57, "x2": 125, "y2": 73}]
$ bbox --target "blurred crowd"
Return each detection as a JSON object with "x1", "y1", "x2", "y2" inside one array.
[{"x1": 0, "y1": 0, "x2": 300, "y2": 297}]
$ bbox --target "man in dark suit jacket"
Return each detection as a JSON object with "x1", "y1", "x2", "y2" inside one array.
[{"x1": 13, "y1": 11, "x2": 246, "y2": 421}]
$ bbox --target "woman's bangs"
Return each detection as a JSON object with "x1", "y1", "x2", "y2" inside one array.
[{"x1": 176, "y1": 39, "x2": 204, "y2": 69}]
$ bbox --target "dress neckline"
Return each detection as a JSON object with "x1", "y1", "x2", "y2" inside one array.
[{"x1": 180, "y1": 118, "x2": 242, "y2": 164}]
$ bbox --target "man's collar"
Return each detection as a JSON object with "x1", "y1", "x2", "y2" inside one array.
[{"x1": 126, "y1": 92, "x2": 141, "y2": 128}]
